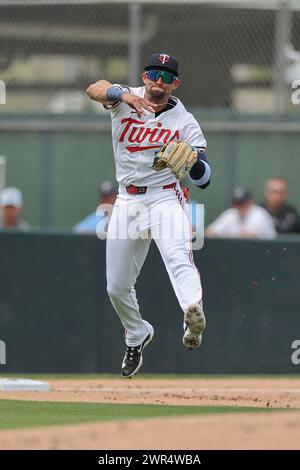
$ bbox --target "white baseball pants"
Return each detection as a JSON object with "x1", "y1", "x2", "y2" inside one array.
[{"x1": 106, "y1": 183, "x2": 203, "y2": 347}]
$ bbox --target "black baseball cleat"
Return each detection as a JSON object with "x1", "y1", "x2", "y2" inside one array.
[{"x1": 121, "y1": 327, "x2": 154, "y2": 378}]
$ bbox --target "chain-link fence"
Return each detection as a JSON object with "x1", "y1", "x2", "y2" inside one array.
[
  {"x1": 0, "y1": 0, "x2": 300, "y2": 228},
  {"x1": 1, "y1": 0, "x2": 300, "y2": 113}
]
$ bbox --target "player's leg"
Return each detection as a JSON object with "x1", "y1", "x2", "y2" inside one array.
[
  {"x1": 106, "y1": 199, "x2": 154, "y2": 378},
  {"x1": 151, "y1": 197, "x2": 205, "y2": 349},
  {"x1": 106, "y1": 200, "x2": 153, "y2": 347},
  {"x1": 106, "y1": 235, "x2": 152, "y2": 347},
  {"x1": 152, "y1": 199, "x2": 202, "y2": 309}
]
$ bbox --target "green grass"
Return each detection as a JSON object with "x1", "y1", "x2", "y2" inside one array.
[{"x1": 0, "y1": 400, "x2": 292, "y2": 431}]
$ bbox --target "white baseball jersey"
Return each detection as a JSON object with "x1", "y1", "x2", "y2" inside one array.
[
  {"x1": 105, "y1": 84, "x2": 205, "y2": 348},
  {"x1": 106, "y1": 86, "x2": 206, "y2": 187}
]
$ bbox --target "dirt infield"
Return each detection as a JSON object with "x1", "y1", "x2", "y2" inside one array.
[
  {"x1": 0, "y1": 377, "x2": 300, "y2": 449},
  {"x1": 1, "y1": 377, "x2": 300, "y2": 408},
  {"x1": 0, "y1": 412, "x2": 300, "y2": 450}
]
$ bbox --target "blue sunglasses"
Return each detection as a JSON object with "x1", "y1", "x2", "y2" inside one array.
[{"x1": 146, "y1": 69, "x2": 176, "y2": 84}]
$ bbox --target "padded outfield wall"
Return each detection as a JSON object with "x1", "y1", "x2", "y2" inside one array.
[{"x1": 0, "y1": 232, "x2": 299, "y2": 374}]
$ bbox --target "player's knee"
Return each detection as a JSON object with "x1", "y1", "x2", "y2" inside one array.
[
  {"x1": 166, "y1": 250, "x2": 184, "y2": 268},
  {"x1": 107, "y1": 283, "x2": 119, "y2": 301},
  {"x1": 107, "y1": 282, "x2": 130, "y2": 301},
  {"x1": 167, "y1": 253, "x2": 192, "y2": 277}
]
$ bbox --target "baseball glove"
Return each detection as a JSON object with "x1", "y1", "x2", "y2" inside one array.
[{"x1": 152, "y1": 141, "x2": 198, "y2": 180}]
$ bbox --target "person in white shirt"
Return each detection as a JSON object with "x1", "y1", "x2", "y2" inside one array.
[
  {"x1": 206, "y1": 188, "x2": 276, "y2": 240},
  {"x1": 0, "y1": 187, "x2": 30, "y2": 231}
]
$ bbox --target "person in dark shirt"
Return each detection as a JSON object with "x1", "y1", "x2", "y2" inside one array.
[{"x1": 262, "y1": 178, "x2": 300, "y2": 234}]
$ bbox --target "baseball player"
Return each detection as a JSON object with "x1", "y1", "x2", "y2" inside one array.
[{"x1": 87, "y1": 53, "x2": 211, "y2": 378}]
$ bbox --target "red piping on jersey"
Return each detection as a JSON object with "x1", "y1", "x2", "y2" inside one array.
[
  {"x1": 174, "y1": 185, "x2": 203, "y2": 303},
  {"x1": 127, "y1": 145, "x2": 161, "y2": 153},
  {"x1": 182, "y1": 186, "x2": 189, "y2": 203}
]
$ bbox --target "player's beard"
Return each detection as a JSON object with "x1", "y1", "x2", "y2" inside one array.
[{"x1": 148, "y1": 87, "x2": 166, "y2": 102}]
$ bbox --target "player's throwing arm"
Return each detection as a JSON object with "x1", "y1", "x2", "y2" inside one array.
[{"x1": 87, "y1": 80, "x2": 157, "y2": 117}]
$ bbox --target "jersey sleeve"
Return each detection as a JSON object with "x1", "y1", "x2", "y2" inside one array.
[
  {"x1": 180, "y1": 113, "x2": 207, "y2": 149},
  {"x1": 184, "y1": 114, "x2": 210, "y2": 189}
]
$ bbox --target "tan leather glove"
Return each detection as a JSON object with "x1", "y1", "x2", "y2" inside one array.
[{"x1": 153, "y1": 141, "x2": 198, "y2": 180}]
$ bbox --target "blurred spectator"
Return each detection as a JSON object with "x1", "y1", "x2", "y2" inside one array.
[
  {"x1": 262, "y1": 178, "x2": 300, "y2": 234},
  {"x1": 206, "y1": 188, "x2": 276, "y2": 239},
  {"x1": 0, "y1": 187, "x2": 30, "y2": 231},
  {"x1": 74, "y1": 181, "x2": 117, "y2": 235}
]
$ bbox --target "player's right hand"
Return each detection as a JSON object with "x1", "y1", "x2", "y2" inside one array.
[{"x1": 121, "y1": 92, "x2": 157, "y2": 117}]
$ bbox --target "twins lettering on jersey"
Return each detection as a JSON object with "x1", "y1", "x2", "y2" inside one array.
[
  {"x1": 109, "y1": 86, "x2": 205, "y2": 185},
  {"x1": 119, "y1": 117, "x2": 180, "y2": 153}
]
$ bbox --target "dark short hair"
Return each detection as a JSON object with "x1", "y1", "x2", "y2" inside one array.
[{"x1": 231, "y1": 187, "x2": 252, "y2": 205}]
